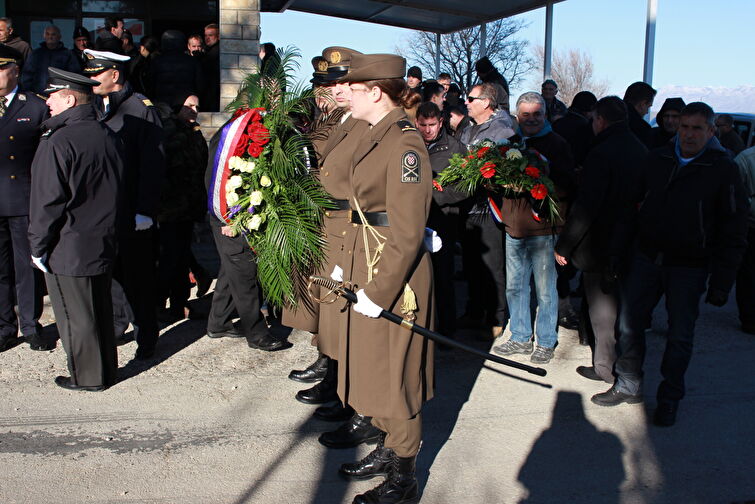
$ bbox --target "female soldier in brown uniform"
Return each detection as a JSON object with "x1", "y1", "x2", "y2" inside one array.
[{"x1": 333, "y1": 53, "x2": 433, "y2": 504}]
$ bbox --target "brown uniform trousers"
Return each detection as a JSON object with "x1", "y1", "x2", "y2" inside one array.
[{"x1": 334, "y1": 108, "x2": 435, "y2": 457}]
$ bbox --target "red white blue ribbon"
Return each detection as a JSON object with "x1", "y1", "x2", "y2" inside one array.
[{"x1": 208, "y1": 110, "x2": 254, "y2": 223}]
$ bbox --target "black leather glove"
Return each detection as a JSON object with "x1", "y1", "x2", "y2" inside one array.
[
  {"x1": 600, "y1": 256, "x2": 620, "y2": 294},
  {"x1": 705, "y1": 288, "x2": 728, "y2": 307}
]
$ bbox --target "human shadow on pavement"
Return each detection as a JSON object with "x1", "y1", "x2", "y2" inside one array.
[{"x1": 518, "y1": 391, "x2": 625, "y2": 504}]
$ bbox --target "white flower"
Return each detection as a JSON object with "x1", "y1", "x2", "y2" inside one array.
[
  {"x1": 259, "y1": 175, "x2": 272, "y2": 187},
  {"x1": 228, "y1": 156, "x2": 242, "y2": 171},
  {"x1": 226, "y1": 191, "x2": 239, "y2": 205},
  {"x1": 249, "y1": 190, "x2": 264, "y2": 206},
  {"x1": 506, "y1": 149, "x2": 522, "y2": 160},
  {"x1": 227, "y1": 175, "x2": 243, "y2": 190},
  {"x1": 248, "y1": 214, "x2": 263, "y2": 231},
  {"x1": 240, "y1": 160, "x2": 256, "y2": 173}
]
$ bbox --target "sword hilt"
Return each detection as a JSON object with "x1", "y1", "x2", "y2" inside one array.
[{"x1": 308, "y1": 275, "x2": 358, "y2": 303}]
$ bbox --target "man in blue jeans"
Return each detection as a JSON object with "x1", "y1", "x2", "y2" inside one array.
[
  {"x1": 591, "y1": 102, "x2": 748, "y2": 427},
  {"x1": 493, "y1": 92, "x2": 575, "y2": 364}
]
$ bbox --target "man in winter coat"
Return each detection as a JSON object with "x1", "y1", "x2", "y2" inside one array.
[
  {"x1": 21, "y1": 25, "x2": 79, "y2": 93},
  {"x1": 591, "y1": 102, "x2": 748, "y2": 428},
  {"x1": 0, "y1": 18, "x2": 31, "y2": 65},
  {"x1": 650, "y1": 97, "x2": 685, "y2": 148}
]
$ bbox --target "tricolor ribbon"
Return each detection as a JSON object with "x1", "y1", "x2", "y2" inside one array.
[
  {"x1": 488, "y1": 196, "x2": 503, "y2": 224},
  {"x1": 208, "y1": 110, "x2": 255, "y2": 223}
]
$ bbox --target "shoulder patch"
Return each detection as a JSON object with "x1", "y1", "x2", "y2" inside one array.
[
  {"x1": 142, "y1": 99, "x2": 154, "y2": 107},
  {"x1": 397, "y1": 120, "x2": 416, "y2": 133},
  {"x1": 401, "y1": 150, "x2": 421, "y2": 183}
]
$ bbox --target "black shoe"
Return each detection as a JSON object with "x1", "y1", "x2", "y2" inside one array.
[
  {"x1": 352, "y1": 453, "x2": 419, "y2": 504},
  {"x1": 653, "y1": 400, "x2": 678, "y2": 427},
  {"x1": 247, "y1": 333, "x2": 291, "y2": 351},
  {"x1": 194, "y1": 270, "x2": 212, "y2": 298},
  {"x1": 319, "y1": 413, "x2": 382, "y2": 449},
  {"x1": 116, "y1": 332, "x2": 134, "y2": 346},
  {"x1": 314, "y1": 402, "x2": 354, "y2": 422},
  {"x1": 54, "y1": 376, "x2": 107, "y2": 392},
  {"x1": 340, "y1": 432, "x2": 393, "y2": 481},
  {"x1": 289, "y1": 354, "x2": 329, "y2": 383},
  {"x1": 207, "y1": 327, "x2": 244, "y2": 339},
  {"x1": 576, "y1": 366, "x2": 603, "y2": 381},
  {"x1": 591, "y1": 385, "x2": 643, "y2": 407},
  {"x1": 558, "y1": 314, "x2": 579, "y2": 330},
  {"x1": 25, "y1": 332, "x2": 55, "y2": 351},
  {"x1": 134, "y1": 346, "x2": 156, "y2": 360},
  {"x1": 0, "y1": 334, "x2": 20, "y2": 352},
  {"x1": 296, "y1": 359, "x2": 338, "y2": 404}
]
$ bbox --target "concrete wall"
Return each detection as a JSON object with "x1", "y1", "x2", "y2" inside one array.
[{"x1": 198, "y1": 0, "x2": 260, "y2": 140}]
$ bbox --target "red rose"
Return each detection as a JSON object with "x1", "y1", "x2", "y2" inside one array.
[
  {"x1": 476, "y1": 146, "x2": 491, "y2": 158},
  {"x1": 467, "y1": 154, "x2": 476, "y2": 160},
  {"x1": 247, "y1": 122, "x2": 270, "y2": 146},
  {"x1": 433, "y1": 180, "x2": 444, "y2": 192},
  {"x1": 480, "y1": 161, "x2": 496, "y2": 179},
  {"x1": 525, "y1": 166, "x2": 541, "y2": 178},
  {"x1": 530, "y1": 184, "x2": 548, "y2": 200},
  {"x1": 231, "y1": 107, "x2": 249, "y2": 120},
  {"x1": 248, "y1": 107, "x2": 265, "y2": 123},
  {"x1": 247, "y1": 142, "x2": 265, "y2": 158},
  {"x1": 233, "y1": 133, "x2": 250, "y2": 157}
]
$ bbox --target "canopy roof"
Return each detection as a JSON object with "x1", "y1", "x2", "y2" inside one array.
[{"x1": 261, "y1": 0, "x2": 565, "y2": 34}]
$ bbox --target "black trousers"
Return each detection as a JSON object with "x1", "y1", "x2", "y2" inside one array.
[
  {"x1": 157, "y1": 221, "x2": 194, "y2": 311},
  {"x1": 112, "y1": 227, "x2": 159, "y2": 351},
  {"x1": 736, "y1": 226, "x2": 755, "y2": 328},
  {"x1": 208, "y1": 222, "x2": 267, "y2": 341},
  {"x1": 0, "y1": 215, "x2": 42, "y2": 337},
  {"x1": 45, "y1": 272, "x2": 117, "y2": 387},
  {"x1": 462, "y1": 213, "x2": 507, "y2": 326}
]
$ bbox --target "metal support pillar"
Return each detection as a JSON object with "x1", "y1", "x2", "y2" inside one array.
[
  {"x1": 434, "y1": 32, "x2": 441, "y2": 78},
  {"x1": 480, "y1": 23, "x2": 487, "y2": 57},
  {"x1": 643, "y1": 0, "x2": 657, "y2": 85},
  {"x1": 543, "y1": 1, "x2": 553, "y2": 80}
]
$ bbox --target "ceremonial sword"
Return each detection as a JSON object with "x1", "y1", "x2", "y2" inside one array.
[{"x1": 308, "y1": 276, "x2": 547, "y2": 377}]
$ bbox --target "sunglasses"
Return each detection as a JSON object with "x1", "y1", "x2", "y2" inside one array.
[{"x1": 467, "y1": 96, "x2": 484, "y2": 102}]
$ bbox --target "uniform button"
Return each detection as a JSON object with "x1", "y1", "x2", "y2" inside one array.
[
  {"x1": 9, "y1": 155, "x2": 14, "y2": 160},
  {"x1": 9, "y1": 136, "x2": 14, "y2": 140},
  {"x1": 352, "y1": 223, "x2": 358, "y2": 228},
  {"x1": 341, "y1": 230, "x2": 347, "y2": 236},
  {"x1": 323, "y1": 171, "x2": 329, "y2": 176},
  {"x1": 325, "y1": 211, "x2": 331, "y2": 217},
  {"x1": 372, "y1": 267, "x2": 379, "y2": 275},
  {"x1": 10, "y1": 175, "x2": 16, "y2": 179},
  {"x1": 347, "y1": 250, "x2": 352, "y2": 255}
]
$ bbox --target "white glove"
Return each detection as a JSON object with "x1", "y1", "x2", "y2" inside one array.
[
  {"x1": 424, "y1": 227, "x2": 443, "y2": 253},
  {"x1": 135, "y1": 214, "x2": 154, "y2": 231},
  {"x1": 353, "y1": 289, "x2": 383, "y2": 318},
  {"x1": 331, "y1": 265, "x2": 344, "y2": 282},
  {"x1": 31, "y1": 254, "x2": 49, "y2": 273}
]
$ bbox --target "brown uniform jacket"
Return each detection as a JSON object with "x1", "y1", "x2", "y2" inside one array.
[{"x1": 335, "y1": 107, "x2": 435, "y2": 419}]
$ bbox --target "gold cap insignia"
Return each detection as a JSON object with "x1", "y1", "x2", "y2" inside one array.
[
  {"x1": 329, "y1": 51, "x2": 342, "y2": 64},
  {"x1": 317, "y1": 60, "x2": 328, "y2": 72}
]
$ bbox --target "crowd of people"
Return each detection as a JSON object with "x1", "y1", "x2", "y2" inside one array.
[{"x1": 0, "y1": 16, "x2": 754, "y2": 504}]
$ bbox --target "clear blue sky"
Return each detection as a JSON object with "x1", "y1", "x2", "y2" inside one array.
[{"x1": 260, "y1": 0, "x2": 754, "y2": 97}]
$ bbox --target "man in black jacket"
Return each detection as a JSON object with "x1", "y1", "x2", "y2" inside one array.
[
  {"x1": 85, "y1": 49, "x2": 165, "y2": 360},
  {"x1": 555, "y1": 96, "x2": 648, "y2": 383},
  {"x1": 552, "y1": 91, "x2": 596, "y2": 167},
  {"x1": 623, "y1": 81, "x2": 656, "y2": 148},
  {"x1": 95, "y1": 17, "x2": 125, "y2": 55},
  {"x1": 416, "y1": 102, "x2": 466, "y2": 338},
  {"x1": 0, "y1": 45, "x2": 49, "y2": 352},
  {"x1": 28, "y1": 68, "x2": 124, "y2": 391},
  {"x1": 591, "y1": 102, "x2": 748, "y2": 427}
]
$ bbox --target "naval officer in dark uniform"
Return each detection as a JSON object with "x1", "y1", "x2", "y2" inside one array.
[
  {"x1": 83, "y1": 49, "x2": 165, "y2": 360},
  {"x1": 0, "y1": 45, "x2": 49, "y2": 352},
  {"x1": 29, "y1": 67, "x2": 124, "y2": 391}
]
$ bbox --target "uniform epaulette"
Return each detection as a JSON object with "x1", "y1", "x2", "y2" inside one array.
[
  {"x1": 36, "y1": 94, "x2": 47, "y2": 101},
  {"x1": 142, "y1": 98, "x2": 154, "y2": 107},
  {"x1": 397, "y1": 120, "x2": 416, "y2": 132}
]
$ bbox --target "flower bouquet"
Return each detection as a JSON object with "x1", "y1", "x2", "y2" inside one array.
[
  {"x1": 208, "y1": 47, "x2": 333, "y2": 308},
  {"x1": 434, "y1": 139, "x2": 561, "y2": 223}
]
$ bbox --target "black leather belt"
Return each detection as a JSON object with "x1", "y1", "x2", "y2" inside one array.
[
  {"x1": 332, "y1": 199, "x2": 350, "y2": 210},
  {"x1": 348, "y1": 210, "x2": 389, "y2": 227}
]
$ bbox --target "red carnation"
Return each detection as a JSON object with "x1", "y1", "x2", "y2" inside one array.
[
  {"x1": 476, "y1": 146, "x2": 491, "y2": 158},
  {"x1": 247, "y1": 142, "x2": 265, "y2": 158},
  {"x1": 467, "y1": 154, "x2": 476, "y2": 160},
  {"x1": 433, "y1": 180, "x2": 444, "y2": 192},
  {"x1": 233, "y1": 133, "x2": 250, "y2": 157},
  {"x1": 530, "y1": 184, "x2": 548, "y2": 200},
  {"x1": 480, "y1": 161, "x2": 496, "y2": 179},
  {"x1": 525, "y1": 166, "x2": 541, "y2": 178}
]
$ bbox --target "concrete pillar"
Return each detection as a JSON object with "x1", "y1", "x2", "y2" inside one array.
[{"x1": 199, "y1": 0, "x2": 260, "y2": 139}]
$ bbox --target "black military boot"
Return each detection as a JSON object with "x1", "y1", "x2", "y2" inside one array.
[
  {"x1": 318, "y1": 413, "x2": 382, "y2": 449},
  {"x1": 352, "y1": 453, "x2": 419, "y2": 504},
  {"x1": 289, "y1": 354, "x2": 329, "y2": 383},
  {"x1": 339, "y1": 431, "x2": 393, "y2": 480},
  {"x1": 314, "y1": 402, "x2": 355, "y2": 422},
  {"x1": 295, "y1": 358, "x2": 338, "y2": 404}
]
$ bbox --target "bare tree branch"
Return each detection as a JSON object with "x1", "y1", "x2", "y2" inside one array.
[
  {"x1": 396, "y1": 18, "x2": 535, "y2": 95},
  {"x1": 532, "y1": 46, "x2": 610, "y2": 105}
]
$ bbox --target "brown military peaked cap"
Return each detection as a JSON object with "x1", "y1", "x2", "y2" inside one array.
[
  {"x1": 341, "y1": 53, "x2": 406, "y2": 82},
  {"x1": 321, "y1": 46, "x2": 362, "y2": 82}
]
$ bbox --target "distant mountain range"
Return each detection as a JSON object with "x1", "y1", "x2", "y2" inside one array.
[{"x1": 654, "y1": 85, "x2": 755, "y2": 115}]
